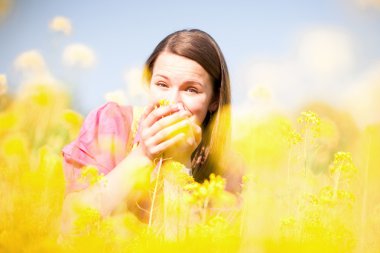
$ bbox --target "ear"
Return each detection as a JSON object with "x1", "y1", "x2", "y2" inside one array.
[{"x1": 208, "y1": 97, "x2": 219, "y2": 112}]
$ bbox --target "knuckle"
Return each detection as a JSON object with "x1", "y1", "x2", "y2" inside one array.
[
  {"x1": 141, "y1": 130, "x2": 150, "y2": 140},
  {"x1": 155, "y1": 119, "x2": 165, "y2": 129},
  {"x1": 150, "y1": 110, "x2": 159, "y2": 119},
  {"x1": 159, "y1": 129, "x2": 169, "y2": 139}
]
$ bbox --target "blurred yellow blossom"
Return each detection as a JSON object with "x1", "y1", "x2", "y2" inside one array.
[
  {"x1": 184, "y1": 173, "x2": 226, "y2": 206},
  {"x1": 104, "y1": 89, "x2": 128, "y2": 105},
  {"x1": 249, "y1": 85, "x2": 272, "y2": 101},
  {"x1": 1, "y1": 20, "x2": 380, "y2": 251},
  {"x1": 0, "y1": 73, "x2": 7, "y2": 95},
  {"x1": 354, "y1": 0, "x2": 380, "y2": 10},
  {"x1": 78, "y1": 165, "x2": 105, "y2": 186},
  {"x1": 329, "y1": 152, "x2": 358, "y2": 180},
  {"x1": 49, "y1": 16, "x2": 72, "y2": 35},
  {"x1": 1, "y1": 133, "x2": 28, "y2": 157},
  {"x1": 14, "y1": 50, "x2": 47, "y2": 73},
  {"x1": 0, "y1": 111, "x2": 17, "y2": 133},
  {"x1": 297, "y1": 110, "x2": 321, "y2": 137},
  {"x1": 124, "y1": 67, "x2": 147, "y2": 97},
  {"x1": 0, "y1": 0, "x2": 12, "y2": 20},
  {"x1": 61, "y1": 109, "x2": 83, "y2": 129},
  {"x1": 62, "y1": 43, "x2": 96, "y2": 68},
  {"x1": 161, "y1": 160, "x2": 193, "y2": 185}
]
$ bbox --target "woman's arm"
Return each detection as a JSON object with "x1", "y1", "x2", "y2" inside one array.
[
  {"x1": 61, "y1": 146, "x2": 152, "y2": 233},
  {"x1": 61, "y1": 102, "x2": 199, "y2": 233}
]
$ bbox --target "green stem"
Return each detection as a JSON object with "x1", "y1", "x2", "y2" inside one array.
[
  {"x1": 359, "y1": 135, "x2": 371, "y2": 252},
  {"x1": 148, "y1": 157, "x2": 163, "y2": 228}
]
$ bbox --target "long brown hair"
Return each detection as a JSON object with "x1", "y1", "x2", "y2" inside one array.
[{"x1": 144, "y1": 29, "x2": 231, "y2": 183}]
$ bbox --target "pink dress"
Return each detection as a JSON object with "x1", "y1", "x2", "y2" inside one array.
[{"x1": 62, "y1": 102, "x2": 142, "y2": 193}]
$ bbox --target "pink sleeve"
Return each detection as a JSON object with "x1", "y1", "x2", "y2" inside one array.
[{"x1": 62, "y1": 102, "x2": 134, "y2": 193}]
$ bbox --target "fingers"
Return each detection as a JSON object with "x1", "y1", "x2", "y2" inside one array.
[
  {"x1": 146, "y1": 118, "x2": 191, "y2": 146},
  {"x1": 139, "y1": 102, "x2": 203, "y2": 162},
  {"x1": 189, "y1": 116, "x2": 202, "y2": 146},
  {"x1": 142, "y1": 103, "x2": 181, "y2": 128},
  {"x1": 150, "y1": 133, "x2": 186, "y2": 156},
  {"x1": 145, "y1": 109, "x2": 191, "y2": 138},
  {"x1": 140, "y1": 103, "x2": 156, "y2": 122}
]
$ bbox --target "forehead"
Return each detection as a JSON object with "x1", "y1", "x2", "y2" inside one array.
[{"x1": 152, "y1": 52, "x2": 210, "y2": 81}]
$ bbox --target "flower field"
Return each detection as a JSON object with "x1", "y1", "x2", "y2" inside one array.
[
  {"x1": 1, "y1": 14, "x2": 380, "y2": 253},
  {"x1": 1, "y1": 77, "x2": 379, "y2": 252}
]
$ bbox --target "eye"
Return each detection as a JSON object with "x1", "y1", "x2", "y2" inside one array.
[
  {"x1": 186, "y1": 87, "x2": 199, "y2": 94},
  {"x1": 155, "y1": 82, "x2": 168, "y2": 88}
]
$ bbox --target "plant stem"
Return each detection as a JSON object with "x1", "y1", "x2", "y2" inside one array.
[{"x1": 148, "y1": 157, "x2": 163, "y2": 228}]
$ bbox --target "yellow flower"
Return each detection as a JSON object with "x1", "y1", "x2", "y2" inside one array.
[
  {"x1": 297, "y1": 110, "x2": 321, "y2": 137},
  {"x1": 73, "y1": 206, "x2": 103, "y2": 235},
  {"x1": 30, "y1": 84, "x2": 52, "y2": 106},
  {"x1": 154, "y1": 98, "x2": 173, "y2": 109},
  {"x1": 0, "y1": 0, "x2": 12, "y2": 22},
  {"x1": 329, "y1": 151, "x2": 358, "y2": 179},
  {"x1": 159, "y1": 98, "x2": 172, "y2": 106},
  {"x1": 161, "y1": 160, "x2": 193, "y2": 185},
  {"x1": 1, "y1": 133, "x2": 28, "y2": 157},
  {"x1": 0, "y1": 73, "x2": 7, "y2": 95},
  {"x1": 78, "y1": 165, "x2": 105, "y2": 186},
  {"x1": 49, "y1": 16, "x2": 72, "y2": 35},
  {"x1": 14, "y1": 50, "x2": 47, "y2": 73},
  {"x1": 61, "y1": 109, "x2": 83, "y2": 129},
  {"x1": 0, "y1": 111, "x2": 17, "y2": 133}
]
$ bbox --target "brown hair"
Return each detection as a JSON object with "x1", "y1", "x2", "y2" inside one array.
[{"x1": 144, "y1": 29, "x2": 231, "y2": 183}]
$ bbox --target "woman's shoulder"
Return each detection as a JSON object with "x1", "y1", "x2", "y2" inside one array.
[
  {"x1": 62, "y1": 102, "x2": 144, "y2": 175},
  {"x1": 83, "y1": 102, "x2": 145, "y2": 144},
  {"x1": 91, "y1": 101, "x2": 133, "y2": 119},
  {"x1": 90, "y1": 101, "x2": 144, "y2": 122}
]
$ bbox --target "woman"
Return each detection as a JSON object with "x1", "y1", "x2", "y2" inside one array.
[{"x1": 61, "y1": 29, "x2": 239, "y2": 232}]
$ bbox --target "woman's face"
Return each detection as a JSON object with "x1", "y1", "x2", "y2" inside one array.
[{"x1": 149, "y1": 52, "x2": 217, "y2": 125}]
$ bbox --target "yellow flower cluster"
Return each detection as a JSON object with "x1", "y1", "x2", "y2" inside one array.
[
  {"x1": 329, "y1": 151, "x2": 358, "y2": 177},
  {"x1": 184, "y1": 174, "x2": 226, "y2": 205},
  {"x1": 297, "y1": 110, "x2": 321, "y2": 138},
  {"x1": 78, "y1": 165, "x2": 106, "y2": 186},
  {"x1": 49, "y1": 16, "x2": 72, "y2": 35}
]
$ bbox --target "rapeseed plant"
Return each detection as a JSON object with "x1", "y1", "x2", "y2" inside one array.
[{"x1": 1, "y1": 19, "x2": 380, "y2": 253}]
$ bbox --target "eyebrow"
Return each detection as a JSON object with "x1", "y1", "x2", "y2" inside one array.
[{"x1": 153, "y1": 74, "x2": 205, "y2": 87}]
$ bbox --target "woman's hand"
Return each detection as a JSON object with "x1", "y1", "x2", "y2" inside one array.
[
  {"x1": 136, "y1": 102, "x2": 202, "y2": 166},
  {"x1": 163, "y1": 114, "x2": 202, "y2": 166}
]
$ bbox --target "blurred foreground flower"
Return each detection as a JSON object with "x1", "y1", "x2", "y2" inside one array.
[
  {"x1": 354, "y1": 0, "x2": 380, "y2": 10},
  {"x1": 0, "y1": 0, "x2": 12, "y2": 21},
  {"x1": 104, "y1": 89, "x2": 128, "y2": 105},
  {"x1": 14, "y1": 50, "x2": 47, "y2": 73},
  {"x1": 49, "y1": 16, "x2": 72, "y2": 35},
  {"x1": 62, "y1": 43, "x2": 96, "y2": 68},
  {"x1": 0, "y1": 73, "x2": 7, "y2": 95},
  {"x1": 123, "y1": 67, "x2": 148, "y2": 105}
]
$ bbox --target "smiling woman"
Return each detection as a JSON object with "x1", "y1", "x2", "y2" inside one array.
[{"x1": 60, "y1": 29, "x2": 242, "y2": 234}]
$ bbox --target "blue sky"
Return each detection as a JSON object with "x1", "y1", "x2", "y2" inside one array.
[{"x1": 1, "y1": 0, "x2": 380, "y2": 122}]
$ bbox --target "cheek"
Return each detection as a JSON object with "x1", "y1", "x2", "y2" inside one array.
[{"x1": 183, "y1": 97, "x2": 210, "y2": 124}]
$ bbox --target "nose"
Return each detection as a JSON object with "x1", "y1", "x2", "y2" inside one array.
[{"x1": 167, "y1": 89, "x2": 182, "y2": 104}]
